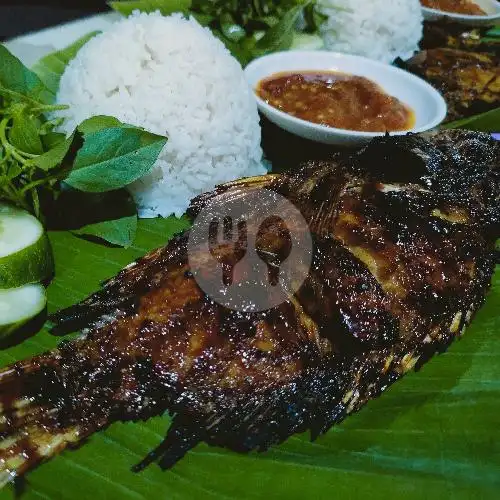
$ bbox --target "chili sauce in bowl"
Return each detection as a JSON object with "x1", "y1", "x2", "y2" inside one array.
[
  {"x1": 421, "y1": 0, "x2": 487, "y2": 15},
  {"x1": 257, "y1": 71, "x2": 416, "y2": 133},
  {"x1": 244, "y1": 51, "x2": 447, "y2": 147},
  {"x1": 421, "y1": 0, "x2": 500, "y2": 25}
]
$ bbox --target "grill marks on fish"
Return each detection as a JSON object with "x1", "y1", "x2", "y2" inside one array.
[{"x1": 0, "y1": 130, "x2": 499, "y2": 485}]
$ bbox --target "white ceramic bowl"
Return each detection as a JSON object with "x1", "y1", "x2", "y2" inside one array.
[
  {"x1": 422, "y1": 0, "x2": 500, "y2": 25},
  {"x1": 244, "y1": 51, "x2": 447, "y2": 147}
]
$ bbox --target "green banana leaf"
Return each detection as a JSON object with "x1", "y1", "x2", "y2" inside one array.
[{"x1": 0, "y1": 219, "x2": 499, "y2": 499}]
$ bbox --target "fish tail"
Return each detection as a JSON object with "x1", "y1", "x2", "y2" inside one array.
[{"x1": 0, "y1": 345, "x2": 102, "y2": 487}]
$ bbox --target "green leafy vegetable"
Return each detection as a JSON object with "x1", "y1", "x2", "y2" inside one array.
[
  {"x1": 109, "y1": 0, "x2": 312, "y2": 65},
  {"x1": 66, "y1": 122, "x2": 166, "y2": 193},
  {"x1": 9, "y1": 107, "x2": 44, "y2": 155},
  {"x1": 32, "y1": 31, "x2": 101, "y2": 97},
  {"x1": 31, "y1": 133, "x2": 76, "y2": 172},
  {"x1": 47, "y1": 188, "x2": 139, "y2": 247},
  {"x1": 72, "y1": 215, "x2": 138, "y2": 247},
  {"x1": 109, "y1": 0, "x2": 192, "y2": 16},
  {"x1": 77, "y1": 115, "x2": 124, "y2": 135},
  {"x1": 254, "y1": 4, "x2": 304, "y2": 55},
  {"x1": 0, "y1": 43, "x2": 167, "y2": 247},
  {"x1": 0, "y1": 45, "x2": 51, "y2": 103},
  {"x1": 0, "y1": 222, "x2": 498, "y2": 499},
  {"x1": 442, "y1": 107, "x2": 500, "y2": 132},
  {"x1": 220, "y1": 13, "x2": 247, "y2": 42}
]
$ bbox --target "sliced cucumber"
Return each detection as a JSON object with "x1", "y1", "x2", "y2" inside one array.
[
  {"x1": 0, "y1": 284, "x2": 47, "y2": 338},
  {"x1": 0, "y1": 203, "x2": 54, "y2": 289}
]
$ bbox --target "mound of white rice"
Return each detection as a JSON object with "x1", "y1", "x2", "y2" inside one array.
[
  {"x1": 56, "y1": 11, "x2": 265, "y2": 217},
  {"x1": 316, "y1": 0, "x2": 423, "y2": 63}
]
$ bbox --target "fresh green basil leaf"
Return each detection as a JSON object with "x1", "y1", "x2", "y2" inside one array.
[
  {"x1": 254, "y1": 4, "x2": 304, "y2": 55},
  {"x1": 66, "y1": 126, "x2": 166, "y2": 192},
  {"x1": 41, "y1": 131, "x2": 67, "y2": 150},
  {"x1": 109, "y1": 0, "x2": 192, "y2": 16},
  {"x1": 220, "y1": 13, "x2": 246, "y2": 42},
  {"x1": 0, "y1": 45, "x2": 51, "y2": 103},
  {"x1": 77, "y1": 115, "x2": 125, "y2": 135},
  {"x1": 443, "y1": 107, "x2": 500, "y2": 132},
  {"x1": 32, "y1": 32, "x2": 101, "y2": 97},
  {"x1": 30, "y1": 133, "x2": 82, "y2": 174},
  {"x1": 72, "y1": 215, "x2": 138, "y2": 247},
  {"x1": 9, "y1": 111, "x2": 44, "y2": 155},
  {"x1": 191, "y1": 12, "x2": 214, "y2": 26},
  {"x1": 5, "y1": 163, "x2": 22, "y2": 180}
]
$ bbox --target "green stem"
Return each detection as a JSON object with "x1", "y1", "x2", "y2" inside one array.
[
  {"x1": 31, "y1": 104, "x2": 69, "y2": 114},
  {"x1": 20, "y1": 174, "x2": 60, "y2": 194},
  {"x1": 0, "y1": 117, "x2": 37, "y2": 163}
]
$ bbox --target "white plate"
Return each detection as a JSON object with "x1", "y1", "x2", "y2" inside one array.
[
  {"x1": 245, "y1": 51, "x2": 447, "y2": 147},
  {"x1": 422, "y1": 0, "x2": 500, "y2": 26},
  {"x1": 4, "y1": 12, "x2": 120, "y2": 67}
]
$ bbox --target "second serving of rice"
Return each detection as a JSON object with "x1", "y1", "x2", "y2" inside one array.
[
  {"x1": 316, "y1": 0, "x2": 423, "y2": 63},
  {"x1": 56, "y1": 11, "x2": 265, "y2": 218}
]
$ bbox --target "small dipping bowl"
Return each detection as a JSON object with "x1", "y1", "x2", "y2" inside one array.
[
  {"x1": 422, "y1": 0, "x2": 500, "y2": 25},
  {"x1": 245, "y1": 51, "x2": 447, "y2": 147}
]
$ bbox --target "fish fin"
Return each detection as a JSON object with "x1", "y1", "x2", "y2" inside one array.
[
  {"x1": 132, "y1": 416, "x2": 202, "y2": 472},
  {"x1": 50, "y1": 232, "x2": 191, "y2": 335}
]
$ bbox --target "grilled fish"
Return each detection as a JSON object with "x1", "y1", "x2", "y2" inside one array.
[
  {"x1": 421, "y1": 20, "x2": 500, "y2": 53},
  {"x1": 402, "y1": 48, "x2": 500, "y2": 121},
  {"x1": 0, "y1": 130, "x2": 498, "y2": 486}
]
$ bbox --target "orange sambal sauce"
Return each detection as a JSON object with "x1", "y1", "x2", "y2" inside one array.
[
  {"x1": 257, "y1": 71, "x2": 416, "y2": 133},
  {"x1": 421, "y1": 0, "x2": 486, "y2": 15}
]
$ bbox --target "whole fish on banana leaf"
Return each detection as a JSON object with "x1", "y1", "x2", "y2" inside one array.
[{"x1": 0, "y1": 130, "x2": 499, "y2": 486}]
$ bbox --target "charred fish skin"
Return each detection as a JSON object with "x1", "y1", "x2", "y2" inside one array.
[
  {"x1": 1, "y1": 131, "x2": 499, "y2": 486},
  {"x1": 402, "y1": 48, "x2": 500, "y2": 122}
]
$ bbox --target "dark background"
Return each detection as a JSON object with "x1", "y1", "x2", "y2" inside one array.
[{"x1": 0, "y1": 2, "x2": 109, "y2": 41}]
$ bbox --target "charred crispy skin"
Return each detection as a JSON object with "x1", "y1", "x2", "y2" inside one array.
[
  {"x1": 403, "y1": 48, "x2": 500, "y2": 121},
  {"x1": 0, "y1": 131, "x2": 498, "y2": 485},
  {"x1": 421, "y1": 20, "x2": 500, "y2": 52}
]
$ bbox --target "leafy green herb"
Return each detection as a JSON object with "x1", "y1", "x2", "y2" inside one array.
[
  {"x1": 32, "y1": 31, "x2": 101, "y2": 97},
  {"x1": 442, "y1": 107, "x2": 500, "y2": 132},
  {"x1": 220, "y1": 13, "x2": 247, "y2": 42},
  {"x1": 9, "y1": 107, "x2": 44, "y2": 155},
  {"x1": 66, "y1": 118, "x2": 166, "y2": 193},
  {"x1": 0, "y1": 45, "x2": 51, "y2": 104},
  {"x1": 72, "y1": 215, "x2": 138, "y2": 248},
  {"x1": 109, "y1": 0, "x2": 312, "y2": 64},
  {"x1": 254, "y1": 4, "x2": 304, "y2": 55},
  {"x1": 0, "y1": 79, "x2": 71, "y2": 214},
  {"x1": 0, "y1": 44, "x2": 167, "y2": 247},
  {"x1": 31, "y1": 133, "x2": 76, "y2": 172},
  {"x1": 109, "y1": 0, "x2": 192, "y2": 16},
  {"x1": 76, "y1": 115, "x2": 124, "y2": 135}
]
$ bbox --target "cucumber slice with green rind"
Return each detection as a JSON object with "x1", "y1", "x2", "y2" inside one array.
[
  {"x1": 0, "y1": 204, "x2": 54, "y2": 289},
  {"x1": 0, "y1": 283, "x2": 47, "y2": 338}
]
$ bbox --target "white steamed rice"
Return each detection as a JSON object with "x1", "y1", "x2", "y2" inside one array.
[
  {"x1": 316, "y1": 0, "x2": 423, "y2": 63},
  {"x1": 56, "y1": 11, "x2": 265, "y2": 218}
]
